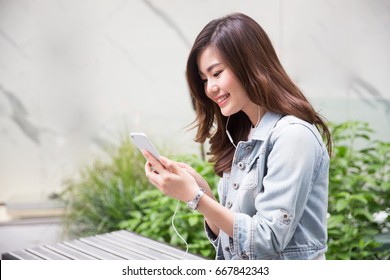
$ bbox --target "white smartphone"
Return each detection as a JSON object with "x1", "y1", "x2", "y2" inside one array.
[{"x1": 130, "y1": 132, "x2": 161, "y2": 161}]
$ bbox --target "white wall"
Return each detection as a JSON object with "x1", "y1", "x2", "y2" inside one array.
[{"x1": 0, "y1": 0, "x2": 389, "y2": 203}]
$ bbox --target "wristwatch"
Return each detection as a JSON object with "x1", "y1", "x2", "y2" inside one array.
[{"x1": 187, "y1": 188, "x2": 205, "y2": 210}]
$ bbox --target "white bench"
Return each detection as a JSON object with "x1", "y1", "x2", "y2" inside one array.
[{"x1": 1, "y1": 230, "x2": 204, "y2": 260}]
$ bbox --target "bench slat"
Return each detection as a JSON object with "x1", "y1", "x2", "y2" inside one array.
[
  {"x1": 44, "y1": 243, "x2": 98, "y2": 260},
  {"x1": 2, "y1": 250, "x2": 44, "y2": 260},
  {"x1": 97, "y1": 233, "x2": 177, "y2": 260},
  {"x1": 25, "y1": 246, "x2": 71, "y2": 260},
  {"x1": 112, "y1": 231, "x2": 188, "y2": 257},
  {"x1": 111, "y1": 230, "x2": 204, "y2": 260},
  {"x1": 63, "y1": 240, "x2": 125, "y2": 260},
  {"x1": 79, "y1": 236, "x2": 150, "y2": 260}
]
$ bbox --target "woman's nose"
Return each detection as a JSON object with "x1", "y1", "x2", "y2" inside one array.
[{"x1": 207, "y1": 84, "x2": 219, "y2": 96}]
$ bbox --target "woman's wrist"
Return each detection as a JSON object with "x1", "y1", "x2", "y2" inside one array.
[{"x1": 187, "y1": 188, "x2": 206, "y2": 210}]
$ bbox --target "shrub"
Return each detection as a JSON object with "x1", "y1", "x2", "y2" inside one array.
[
  {"x1": 61, "y1": 135, "x2": 151, "y2": 238},
  {"x1": 327, "y1": 121, "x2": 390, "y2": 259}
]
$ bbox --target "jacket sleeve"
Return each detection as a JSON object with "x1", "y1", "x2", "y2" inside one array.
[
  {"x1": 232, "y1": 122, "x2": 325, "y2": 259},
  {"x1": 204, "y1": 220, "x2": 219, "y2": 248},
  {"x1": 204, "y1": 177, "x2": 225, "y2": 248}
]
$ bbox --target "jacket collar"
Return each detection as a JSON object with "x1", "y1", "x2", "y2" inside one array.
[{"x1": 251, "y1": 111, "x2": 284, "y2": 141}]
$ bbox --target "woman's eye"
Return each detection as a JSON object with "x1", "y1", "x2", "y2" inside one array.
[
  {"x1": 200, "y1": 70, "x2": 223, "y2": 84},
  {"x1": 213, "y1": 71, "x2": 222, "y2": 77}
]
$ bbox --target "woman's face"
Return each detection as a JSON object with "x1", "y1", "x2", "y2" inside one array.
[{"x1": 197, "y1": 46, "x2": 258, "y2": 123}]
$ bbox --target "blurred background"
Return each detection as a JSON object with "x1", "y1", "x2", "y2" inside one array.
[{"x1": 0, "y1": 0, "x2": 389, "y2": 256}]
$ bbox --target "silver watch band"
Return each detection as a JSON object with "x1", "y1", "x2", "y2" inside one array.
[{"x1": 187, "y1": 188, "x2": 205, "y2": 210}]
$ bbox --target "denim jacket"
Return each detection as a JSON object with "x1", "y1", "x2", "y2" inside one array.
[{"x1": 205, "y1": 111, "x2": 330, "y2": 260}]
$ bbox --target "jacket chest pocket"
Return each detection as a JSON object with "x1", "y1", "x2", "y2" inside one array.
[
  {"x1": 236, "y1": 156, "x2": 263, "y2": 214},
  {"x1": 240, "y1": 156, "x2": 260, "y2": 190}
]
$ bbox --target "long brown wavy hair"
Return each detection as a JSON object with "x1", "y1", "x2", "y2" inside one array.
[{"x1": 186, "y1": 13, "x2": 332, "y2": 177}]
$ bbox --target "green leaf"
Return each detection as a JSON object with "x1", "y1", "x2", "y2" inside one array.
[
  {"x1": 188, "y1": 216, "x2": 199, "y2": 227},
  {"x1": 336, "y1": 200, "x2": 349, "y2": 212},
  {"x1": 327, "y1": 215, "x2": 344, "y2": 229},
  {"x1": 350, "y1": 194, "x2": 368, "y2": 205},
  {"x1": 353, "y1": 209, "x2": 374, "y2": 222}
]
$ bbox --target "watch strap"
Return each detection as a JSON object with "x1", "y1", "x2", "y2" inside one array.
[{"x1": 187, "y1": 188, "x2": 205, "y2": 210}]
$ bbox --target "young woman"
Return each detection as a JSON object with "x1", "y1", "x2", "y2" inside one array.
[{"x1": 144, "y1": 12, "x2": 332, "y2": 260}]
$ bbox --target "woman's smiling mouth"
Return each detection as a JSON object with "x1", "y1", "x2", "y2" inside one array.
[{"x1": 215, "y1": 93, "x2": 230, "y2": 106}]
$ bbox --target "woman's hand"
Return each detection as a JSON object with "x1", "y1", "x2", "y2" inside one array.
[
  {"x1": 176, "y1": 162, "x2": 216, "y2": 200},
  {"x1": 144, "y1": 150, "x2": 230, "y2": 237},
  {"x1": 143, "y1": 151, "x2": 200, "y2": 202},
  {"x1": 176, "y1": 162, "x2": 210, "y2": 191}
]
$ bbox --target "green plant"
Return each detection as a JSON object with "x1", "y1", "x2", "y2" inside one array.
[
  {"x1": 61, "y1": 134, "x2": 151, "y2": 238},
  {"x1": 327, "y1": 121, "x2": 390, "y2": 259}
]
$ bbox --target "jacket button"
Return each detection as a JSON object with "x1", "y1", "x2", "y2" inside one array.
[
  {"x1": 225, "y1": 246, "x2": 230, "y2": 252},
  {"x1": 241, "y1": 251, "x2": 249, "y2": 260},
  {"x1": 237, "y1": 162, "x2": 245, "y2": 169},
  {"x1": 226, "y1": 201, "x2": 233, "y2": 209},
  {"x1": 233, "y1": 183, "x2": 239, "y2": 190}
]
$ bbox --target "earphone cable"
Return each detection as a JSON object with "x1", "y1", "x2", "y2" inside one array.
[
  {"x1": 172, "y1": 199, "x2": 189, "y2": 260},
  {"x1": 226, "y1": 116, "x2": 237, "y2": 148}
]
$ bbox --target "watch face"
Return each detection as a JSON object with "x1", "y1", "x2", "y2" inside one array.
[
  {"x1": 188, "y1": 201, "x2": 196, "y2": 210},
  {"x1": 187, "y1": 189, "x2": 205, "y2": 210}
]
